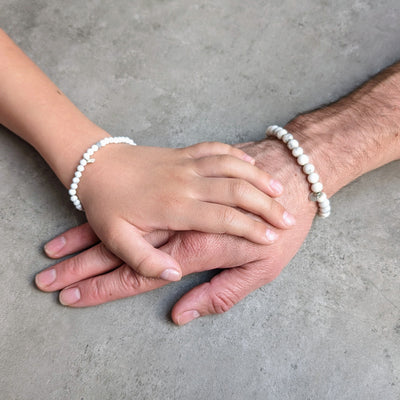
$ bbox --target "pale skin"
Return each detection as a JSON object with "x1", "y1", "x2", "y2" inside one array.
[
  {"x1": 0, "y1": 29, "x2": 296, "y2": 282},
  {"x1": 37, "y1": 61, "x2": 400, "y2": 324}
]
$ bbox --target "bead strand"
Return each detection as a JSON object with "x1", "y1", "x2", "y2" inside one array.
[
  {"x1": 69, "y1": 136, "x2": 136, "y2": 211},
  {"x1": 266, "y1": 125, "x2": 331, "y2": 218}
]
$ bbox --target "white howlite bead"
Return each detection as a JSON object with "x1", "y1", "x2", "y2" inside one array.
[
  {"x1": 77, "y1": 165, "x2": 85, "y2": 172},
  {"x1": 320, "y1": 206, "x2": 331, "y2": 214},
  {"x1": 70, "y1": 183, "x2": 78, "y2": 190},
  {"x1": 87, "y1": 148, "x2": 94, "y2": 156},
  {"x1": 92, "y1": 145, "x2": 99, "y2": 152},
  {"x1": 319, "y1": 199, "x2": 330, "y2": 209},
  {"x1": 317, "y1": 192, "x2": 327, "y2": 203},
  {"x1": 292, "y1": 147, "x2": 303, "y2": 157},
  {"x1": 276, "y1": 128, "x2": 287, "y2": 139},
  {"x1": 303, "y1": 163, "x2": 315, "y2": 175},
  {"x1": 70, "y1": 195, "x2": 78, "y2": 202},
  {"x1": 266, "y1": 125, "x2": 278, "y2": 136},
  {"x1": 83, "y1": 152, "x2": 90, "y2": 160},
  {"x1": 75, "y1": 171, "x2": 82, "y2": 178},
  {"x1": 282, "y1": 133, "x2": 293, "y2": 143},
  {"x1": 287, "y1": 139, "x2": 299, "y2": 150},
  {"x1": 311, "y1": 182, "x2": 323, "y2": 193},
  {"x1": 69, "y1": 189, "x2": 76, "y2": 196},
  {"x1": 319, "y1": 212, "x2": 330, "y2": 218},
  {"x1": 307, "y1": 173, "x2": 319, "y2": 184},
  {"x1": 72, "y1": 177, "x2": 80, "y2": 184},
  {"x1": 73, "y1": 199, "x2": 81, "y2": 206},
  {"x1": 80, "y1": 159, "x2": 87, "y2": 166},
  {"x1": 100, "y1": 139, "x2": 107, "y2": 146},
  {"x1": 76, "y1": 204, "x2": 82, "y2": 211},
  {"x1": 297, "y1": 154, "x2": 309, "y2": 165}
]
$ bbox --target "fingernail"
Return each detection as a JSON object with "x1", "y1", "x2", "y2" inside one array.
[
  {"x1": 59, "y1": 287, "x2": 81, "y2": 305},
  {"x1": 243, "y1": 154, "x2": 256, "y2": 164},
  {"x1": 160, "y1": 269, "x2": 181, "y2": 281},
  {"x1": 35, "y1": 269, "x2": 56, "y2": 288},
  {"x1": 270, "y1": 179, "x2": 283, "y2": 195},
  {"x1": 265, "y1": 229, "x2": 278, "y2": 243},
  {"x1": 44, "y1": 236, "x2": 66, "y2": 257},
  {"x1": 283, "y1": 211, "x2": 296, "y2": 226},
  {"x1": 177, "y1": 310, "x2": 200, "y2": 325}
]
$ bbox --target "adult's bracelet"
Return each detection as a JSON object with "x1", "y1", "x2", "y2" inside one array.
[
  {"x1": 69, "y1": 136, "x2": 136, "y2": 211},
  {"x1": 266, "y1": 125, "x2": 331, "y2": 218}
]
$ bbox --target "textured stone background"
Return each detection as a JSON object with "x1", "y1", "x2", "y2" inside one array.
[{"x1": 1, "y1": 1, "x2": 400, "y2": 399}]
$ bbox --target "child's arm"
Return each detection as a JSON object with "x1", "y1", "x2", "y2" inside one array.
[{"x1": 0, "y1": 29, "x2": 295, "y2": 281}]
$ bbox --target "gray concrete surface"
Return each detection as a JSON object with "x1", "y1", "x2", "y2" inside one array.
[{"x1": 1, "y1": 1, "x2": 400, "y2": 399}]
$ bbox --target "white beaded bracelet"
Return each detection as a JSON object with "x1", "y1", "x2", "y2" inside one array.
[
  {"x1": 266, "y1": 125, "x2": 331, "y2": 218},
  {"x1": 69, "y1": 136, "x2": 136, "y2": 211}
]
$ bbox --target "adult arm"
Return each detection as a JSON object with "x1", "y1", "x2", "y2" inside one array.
[{"x1": 36, "y1": 61, "x2": 400, "y2": 324}]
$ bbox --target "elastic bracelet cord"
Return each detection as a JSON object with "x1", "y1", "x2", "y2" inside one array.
[
  {"x1": 69, "y1": 136, "x2": 136, "y2": 211},
  {"x1": 266, "y1": 125, "x2": 331, "y2": 218}
]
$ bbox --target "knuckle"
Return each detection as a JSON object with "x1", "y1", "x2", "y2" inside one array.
[
  {"x1": 67, "y1": 255, "x2": 86, "y2": 277},
  {"x1": 220, "y1": 207, "x2": 236, "y2": 227},
  {"x1": 231, "y1": 180, "x2": 250, "y2": 199},
  {"x1": 210, "y1": 290, "x2": 238, "y2": 314},
  {"x1": 118, "y1": 264, "x2": 144, "y2": 292},
  {"x1": 97, "y1": 243, "x2": 121, "y2": 265},
  {"x1": 168, "y1": 231, "x2": 211, "y2": 264},
  {"x1": 87, "y1": 276, "x2": 110, "y2": 302}
]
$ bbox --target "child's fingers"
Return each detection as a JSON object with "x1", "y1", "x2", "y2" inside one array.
[
  {"x1": 103, "y1": 220, "x2": 182, "y2": 282},
  {"x1": 183, "y1": 202, "x2": 278, "y2": 245},
  {"x1": 183, "y1": 142, "x2": 255, "y2": 164},
  {"x1": 193, "y1": 154, "x2": 283, "y2": 197},
  {"x1": 196, "y1": 178, "x2": 295, "y2": 230}
]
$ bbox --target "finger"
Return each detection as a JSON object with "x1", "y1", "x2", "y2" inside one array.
[
  {"x1": 36, "y1": 243, "x2": 122, "y2": 292},
  {"x1": 180, "y1": 201, "x2": 278, "y2": 245},
  {"x1": 171, "y1": 259, "x2": 280, "y2": 325},
  {"x1": 184, "y1": 141, "x2": 255, "y2": 164},
  {"x1": 104, "y1": 220, "x2": 182, "y2": 281},
  {"x1": 57, "y1": 233, "x2": 254, "y2": 307},
  {"x1": 44, "y1": 223, "x2": 173, "y2": 259},
  {"x1": 56, "y1": 232, "x2": 249, "y2": 307},
  {"x1": 44, "y1": 223, "x2": 98, "y2": 258},
  {"x1": 196, "y1": 178, "x2": 296, "y2": 230},
  {"x1": 58, "y1": 264, "x2": 167, "y2": 307},
  {"x1": 194, "y1": 154, "x2": 283, "y2": 197}
]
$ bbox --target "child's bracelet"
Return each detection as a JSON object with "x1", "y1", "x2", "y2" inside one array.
[
  {"x1": 69, "y1": 136, "x2": 136, "y2": 211},
  {"x1": 266, "y1": 125, "x2": 331, "y2": 218}
]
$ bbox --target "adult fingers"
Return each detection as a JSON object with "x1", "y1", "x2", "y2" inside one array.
[
  {"x1": 183, "y1": 141, "x2": 255, "y2": 164},
  {"x1": 194, "y1": 154, "x2": 283, "y2": 197},
  {"x1": 44, "y1": 223, "x2": 98, "y2": 258},
  {"x1": 102, "y1": 220, "x2": 182, "y2": 281},
  {"x1": 58, "y1": 264, "x2": 167, "y2": 307},
  {"x1": 171, "y1": 259, "x2": 280, "y2": 325},
  {"x1": 36, "y1": 243, "x2": 122, "y2": 292},
  {"x1": 55, "y1": 232, "x2": 256, "y2": 307},
  {"x1": 197, "y1": 178, "x2": 295, "y2": 230}
]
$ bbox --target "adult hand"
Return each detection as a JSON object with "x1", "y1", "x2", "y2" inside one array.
[{"x1": 36, "y1": 137, "x2": 317, "y2": 324}]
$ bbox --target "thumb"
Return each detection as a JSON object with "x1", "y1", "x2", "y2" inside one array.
[
  {"x1": 171, "y1": 260, "x2": 278, "y2": 325},
  {"x1": 105, "y1": 220, "x2": 182, "y2": 281}
]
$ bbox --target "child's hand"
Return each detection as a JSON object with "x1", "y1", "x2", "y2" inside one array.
[{"x1": 77, "y1": 141, "x2": 296, "y2": 281}]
